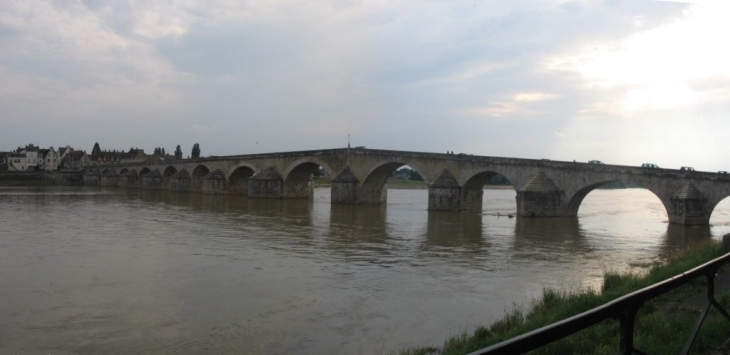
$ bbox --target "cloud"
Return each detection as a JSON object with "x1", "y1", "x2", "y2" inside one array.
[{"x1": 4, "y1": 0, "x2": 730, "y2": 170}]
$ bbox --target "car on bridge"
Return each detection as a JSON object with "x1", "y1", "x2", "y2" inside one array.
[
  {"x1": 588, "y1": 160, "x2": 603, "y2": 164},
  {"x1": 680, "y1": 166, "x2": 695, "y2": 171},
  {"x1": 641, "y1": 163, "x2": 660, "y2": 169}
]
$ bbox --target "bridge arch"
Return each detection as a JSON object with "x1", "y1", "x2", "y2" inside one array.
[
  {"x1": 360, "y1": 160, "x2": 432, "y2": 204},
  {"x1": 225, "y1": 163, "x2": 257, "y2": 195},
  {"x1": 101, "y1": 168, "x2": 111, "y2": 175},
  {"x1": 139, "y1": 167, "x2": 151, "y2": 177},
  {"x1": 282, "y1": 158, "x2": 335, "y2": 199},
  {"x1": 119, "y1": 168, "x2": 129, "y2": 176},
  {"x1": 282, "y1": 158, "x2": 334, "y2": 180},
  {"x1": 191, "y1": 164, "x2": 211, "y2": 191},
  {"x1": 162, "y1": 166, "x2": 178, "y2": 185},
  {"x1": 564, "y1": 180, "x2": 670, "y2": 220},
  {"x1": 460, "y1": 170, "x2": 518, "y2": 212},
  {"x1": 707, "y1": 192, "x2": 730, "y2": 225}
]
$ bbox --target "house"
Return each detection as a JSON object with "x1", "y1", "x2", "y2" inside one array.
[
  {"x1": 68, "y1": 151, "x2": 90, "y2": 169},
  {"x1": 6, "y1": 144, "x2": 42, "y2": 171},
  {"x1": 122, "y1": 148, "x2": 146, "y2": 163},
  {"x1": 58, "y1": 147, "x2": 89, "y2": 170},
  {"x1": 38, "y1": 147, "x2": 60, "y2": 171}
]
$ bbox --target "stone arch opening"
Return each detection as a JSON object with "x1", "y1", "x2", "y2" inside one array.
[
  {"x1": 119, "y1": 168, "x2": 129, "y2": 176},
  {"x1": 101, "y1": 168, "x2": 111, "y2": 175},
  {"x1": 227, "y1": 165, "x2": 256, "y2": 195},
  {"x1": 192, "y1": 165, "x2": 211, "y2": 191},
  {"x1": 360, "y1": 162, "x2": 428, "y2": 204},
  {"x1": 708, "y1": 195, "x2": 730, "y2": 228},
  {"x1": 283, "y1": 162, "x2": 323, "y2": 199},
  {"x1": 139, "y1": 167, "x2": 151, "y2": 177},
  {"x1": 162, "y1": 166, "x2": 178, "y2": 186},
  {"x1": 460, "y1": 171, "x2": 516, "y2": 212},
  {"x1": 565, "y1": 180, "x2": 668, "y2": 221}
]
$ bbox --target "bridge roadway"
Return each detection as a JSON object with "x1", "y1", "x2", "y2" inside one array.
[{"x1": 84, "y1": 148, "x2": 730, "y2": 225}]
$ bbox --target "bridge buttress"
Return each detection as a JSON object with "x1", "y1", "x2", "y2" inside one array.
[
  {"x1": 331, "y1": 166, "x2": 360, "y2": 204},
  {"x1": 515, "y1": 172, "x2": 568, "y2": 217},
  {"x1": 100, "y1": 170, "x2": 119, "y2": 187},
  {"x1": 202, "y1": 170, "x2": 226, "y2": 195},
  {"x1": 248, "y1": 167, "x2": 283, "y2": 199},
  {"x1": 141, "y1": 169, "x2": 162, "y2": 189},
  {"x1": 668, "y1": 183, "x2": 710, "y2": 225},
  {"x1": 428, "y1": 170, "x2": 461, "y2": 211}
]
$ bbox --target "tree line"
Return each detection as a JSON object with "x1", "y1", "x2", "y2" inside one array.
[{"x1": 92, "y1": 142, "x2": 201, "y2": 160}]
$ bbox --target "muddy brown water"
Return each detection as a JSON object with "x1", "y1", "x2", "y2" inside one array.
[{"x1": 2, "y1": 186, "x2": 730, "y2": 355}]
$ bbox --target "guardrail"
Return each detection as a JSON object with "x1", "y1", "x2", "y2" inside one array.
[{"x1": 467, "y1": 252, "x2": 730, "y2": 355}]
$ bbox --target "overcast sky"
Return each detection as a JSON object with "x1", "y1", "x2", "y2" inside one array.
[{"x1": 2, "y1": 0, "x2": 729, "y2": 170}]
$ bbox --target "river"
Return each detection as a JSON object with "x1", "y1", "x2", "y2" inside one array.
[{"x1": 1, "y1": 185, "x2": 729, "y2": 355}]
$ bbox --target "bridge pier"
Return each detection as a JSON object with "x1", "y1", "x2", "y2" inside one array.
[
  {"x1": 83, "y1": 170, "x2": 100, "y2": 185},
  {"x1": 515, "y1": 173, "x2": 567, "y2": 217},
  {"x1": 141, "y1": 170, "x2": 162, "y2": 189},
  {"x1": 248, "y1": 167, "x2": 283, "y2": 199},
  {"x1": 169, "y1": 169, "x2": 191, "y2": 192},
  {"x1": 428, "y1": 170, "x2": 462, "y2": 211},
  {"x1": 283, "y1": 176, "x2": 314, "y2": 199},
  {"x1": 331, "y1": 166, "x2": 360, "y2": 204},
  {"x1": 100, "y1": 170, "x2": 118, "y2": 187},
  {"x1": 119, "y1": 172, "x2": 138, "y2": 188},
  {"x1": 668, "y1": 183, "x2": 710, "y2": 225},
  {"x1": 202, "y1": 170, "x2": 226, "y2": 194}
]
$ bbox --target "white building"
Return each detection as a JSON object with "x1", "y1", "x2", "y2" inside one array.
[
  {"x1": 6, "y1": 144, "x2": 59, "y2": 171},
  {"x1": 38, "y1": 147, "x2": 60, "y2": 171}
]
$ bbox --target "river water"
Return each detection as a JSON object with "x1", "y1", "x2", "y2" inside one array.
[{"x1": 1, "y1": 186, "x2": 730, "y2": 355}]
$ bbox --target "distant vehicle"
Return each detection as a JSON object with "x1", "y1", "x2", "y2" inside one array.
[
  {"x1": 719, "y1": 171, "x2": 729, "y2": 175},
  {"x1": 588, "y1": 160, "x2": 603, "y2": 164},
  {"x1": 354, "y1": 146, "x2": 366, "y2": 149},
  {"x1": 540, "y1": 158, "x2": 550, "y2": 161},
  {"x1": 680, "y1": 166, "x2": 695, "y2": 171},
  {"x1": 641, "y1": 163, "x2": 660, "y2": 169}
]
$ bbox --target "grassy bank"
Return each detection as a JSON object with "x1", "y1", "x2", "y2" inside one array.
[{"x1": 397, "y1": 241, "x2": 730, "y2": 355}]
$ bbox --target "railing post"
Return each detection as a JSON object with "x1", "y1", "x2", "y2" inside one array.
[{"x1": 618, "y1": 305, "x2": 640, "y2": 355}]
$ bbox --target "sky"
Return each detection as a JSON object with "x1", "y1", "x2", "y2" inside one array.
[{"x1": 1, "y1": 0, "x2": 729, "y2": 171}]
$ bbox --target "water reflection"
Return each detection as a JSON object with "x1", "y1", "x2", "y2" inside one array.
[
  {"x1": 658, "y1": 223, "x2": 714, "y2": 259},
  {"x1": 423, "y1": 211, "x2": 485, "y2": 249},
  {"x1": 327, "y1": 204, "x2": 387, "y2": 244},
  {"x1": 511, "y1": 217, "x2": 592, "y2": 259}
]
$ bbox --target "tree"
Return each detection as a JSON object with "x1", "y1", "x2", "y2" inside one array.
[
  {"x1": 92, "y1": 142, "x2": 101, "y2": 159},
  {"x1": 161, "y1": 147, "x2": 166, "y2": 156},
  {"x1": 191, "y1": 143, "x2": 201, "y2": 159},
  {"x1": 175, "y1": 145, "x2": 183, "y2": 160}
]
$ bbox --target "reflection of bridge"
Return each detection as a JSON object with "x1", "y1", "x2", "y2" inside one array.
[{"x1": 85, "y1": 148, "x2": 730, "y2": 225}]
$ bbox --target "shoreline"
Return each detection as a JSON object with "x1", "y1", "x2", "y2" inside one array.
[{"x1": 396, "y1": 241, "x2": 730, "y2": 355}]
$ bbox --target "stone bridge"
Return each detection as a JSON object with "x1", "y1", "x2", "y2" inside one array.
[{"x1": 83, "y1": 148, "x2": 730, "y2": 225}]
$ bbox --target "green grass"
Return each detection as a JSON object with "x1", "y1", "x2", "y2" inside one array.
[{"x1": 395, "y1": 241, "x2": 730, "y2": 355}]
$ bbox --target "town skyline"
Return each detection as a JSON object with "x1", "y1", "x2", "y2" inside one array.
[{"x1": 2, "y1": 1, "x2": 730, "y2": 171}]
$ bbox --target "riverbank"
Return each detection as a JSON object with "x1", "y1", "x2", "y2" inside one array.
[
  {"x1": 396, "y1": 241, "x2": 730, "y2": 355},
  {"x1": 0, "y1": 171, "x2": 83, "y2": 185}
]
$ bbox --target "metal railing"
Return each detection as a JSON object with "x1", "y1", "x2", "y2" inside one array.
[{"x1": 467, "y1": 252, "x2": 730, "y2": 355}]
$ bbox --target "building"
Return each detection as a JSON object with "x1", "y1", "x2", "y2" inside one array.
[
  {"x1": 38, "y1": 147, "x2": 60, "y2": 171},
  {"x1": 58, "y1": 146, "x2": 89, "y2": 170},
  {"x1": 6, "y1": 144, "x2": 42, "y2": 171}
]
